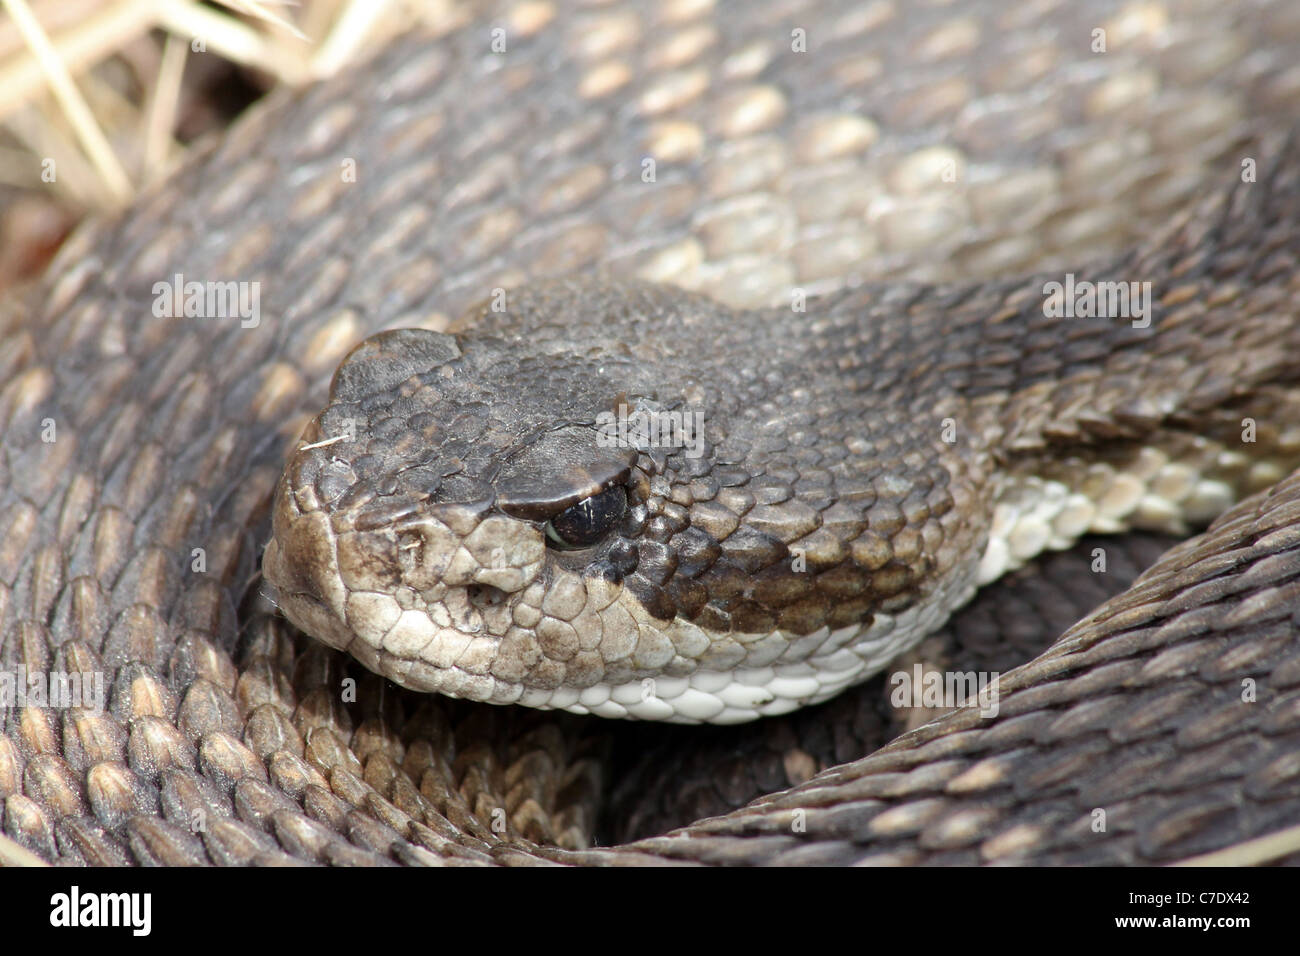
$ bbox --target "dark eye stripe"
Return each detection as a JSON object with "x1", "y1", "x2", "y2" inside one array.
[{"x1": 544, "y1": 485, "x2": 627, "y2": 550}]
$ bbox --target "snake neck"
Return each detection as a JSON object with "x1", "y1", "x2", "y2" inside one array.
[{"x1": 906, "y1": 138, "x2": 1300, "y2": 585}]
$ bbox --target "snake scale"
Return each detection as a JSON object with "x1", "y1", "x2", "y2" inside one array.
[{"x1": 4, "y1": 0, "x2": 1300, "y2": 865}]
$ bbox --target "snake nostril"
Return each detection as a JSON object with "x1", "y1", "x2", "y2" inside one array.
[{"x1": 467, "y1": 583, "x2": 507, "y2": 608}]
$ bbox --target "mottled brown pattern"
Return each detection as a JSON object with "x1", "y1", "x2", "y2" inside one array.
[{"x1": 3, "y1": 0, "x2": 1300, "y2": 864}]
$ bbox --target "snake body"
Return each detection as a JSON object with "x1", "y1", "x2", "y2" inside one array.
[{"x1": 5, "y1": 0, "x2": 1300, "y2": 864}]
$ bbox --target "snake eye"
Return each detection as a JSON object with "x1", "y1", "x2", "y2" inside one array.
[{"x1": 544, "y1": 485, "x2": 627, "y2": 550}]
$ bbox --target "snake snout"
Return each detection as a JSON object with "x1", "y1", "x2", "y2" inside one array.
[{"x1": 262, "y1": 500, "x2": 357, "y2": 655}]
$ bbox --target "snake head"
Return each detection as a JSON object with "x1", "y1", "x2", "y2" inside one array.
[{"x1": 264, "y1": 280, "x2": 975, "y2": 723}]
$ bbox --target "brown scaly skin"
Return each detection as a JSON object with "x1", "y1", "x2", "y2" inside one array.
[{"x1": 4, "y1": 0, "x2": 1300, "y2": 864}]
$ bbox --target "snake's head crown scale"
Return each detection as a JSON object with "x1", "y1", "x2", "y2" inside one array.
[{"x1": 263, "y1": 279, "x2": 974, "y2": 723}]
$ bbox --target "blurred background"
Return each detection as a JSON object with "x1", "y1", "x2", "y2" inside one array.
[{"x1": 0, "y1": 0, "x2": 474, "y2": 289}]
